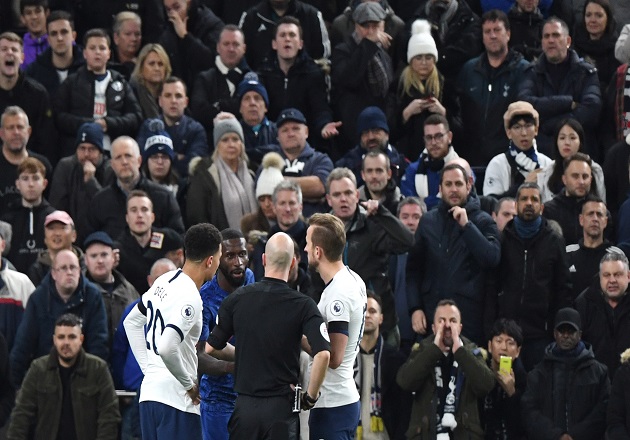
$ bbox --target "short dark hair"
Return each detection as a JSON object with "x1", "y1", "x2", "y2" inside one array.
[
  {"x1": 543, "y1": 16, "x2": 570, "y2": 37},
  {"x1": 126, "y1": 189, "x2": 152, "y2": 210},
  {"x1": 581, "y1": 193, "x2": 605, "y2": 210},
  {"x1": 397, "y1": 196, "x2": 426, "y2": 216},
  {"x1": 440, "y1": 163, "x2": 468, "y2": 185},
  {"x1": 515, "y1": 182, "x2": 541, "y2": 200},
  {"x1": 308, "y1": 213, "x2": 346, "y2": 262},
  {"x1": 20, "y1": 0, "x2": 48, "y2": 14},
  {"x1": 274, "y1": 15, "x2": 303, "y2": 40},
  {"x1": 493, "y1": 197, "x2": 515, "y2": 215},
  {"x1": 83, "y1": 28, "x2": 110, "y2": 48},
  {"x1": 220, "y1": 228, "x2": 244, "y2": 241},
  {"x1": 563, "y1": 152, "x2": 592, "y2": 173},
  {"x1": 366, "y1": 289, "x2": 383, "y2": 311},
  {"x1": 489, "y1": 318, "x2": 523, "y2": 346},
  {"x1": 424, "y1": 114, "x2": 449, "y2": 131},
  {"x1": 481, "y1": 9, "x2": 510, "y2": 31},
  {"x1": 184, "y1": 223, "x2": 222, "y2": 261},
  {"x1": 158, "y1": 75, "x2": 187, "y2": 96},
  {"x1": 47, "y1": 10, "x2": 74, "y2": 30},
  {"x1": 55, "y1": 313, "x2": 82, "y2": 328}
]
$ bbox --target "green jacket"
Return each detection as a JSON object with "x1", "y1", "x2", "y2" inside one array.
[
  {"x1": 396, "y1": 336, "x2": 494, "y2": 439},
  {"x1": 8, "y1": 348, "x2": 120, "y2": 440}
]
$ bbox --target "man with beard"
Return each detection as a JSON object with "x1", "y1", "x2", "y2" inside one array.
[
  {"x1": 397, "y1": 299, "x2": 494, "y2": 440},
  {"x1": 8, "y1": 313, "x2": 119, "y2": 439},
  {"x1": 359, "y1": 150, "x2": 403, "y2": 215},
  {"x1": 401, "y1": 114, "x2": 459, "y2": 210},
  {"x1": 521, "y1": 308, "x2": 609, "y2": 440},
  {"x1": 543, "y1": 152, "x2": 601, "y2": 246},
  {"x1": 305, "y1": 213, "x2": 366, "y2": 440},
  {"x1": 407, "y1": 163, "x2": 500, "y2": 345},
  {"x1": 496, "y1": 182, "x2": 572, "y2": 370},
  {"x1": 198, "y1": 228, "x2": 255, "y2": 440}
]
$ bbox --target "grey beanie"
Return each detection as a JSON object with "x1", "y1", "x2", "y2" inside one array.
[{"x1": 213, "y1": 118, "x2": 245, "y2": 147}]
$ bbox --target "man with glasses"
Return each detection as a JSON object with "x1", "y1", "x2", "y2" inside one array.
[
  {"x1": 483, "y1": 101, "x2": 552, "y2": 199},
  {"x1": 10, "y1": 248, "x2": 108, "y2": 387},
  {"x1": 401, "y1": 114, "x2": 459, "y2": 210}
]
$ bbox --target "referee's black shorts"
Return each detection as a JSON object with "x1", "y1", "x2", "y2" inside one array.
[{"x1": 228, "y1": 393, "x2": 299, "y2": 440}]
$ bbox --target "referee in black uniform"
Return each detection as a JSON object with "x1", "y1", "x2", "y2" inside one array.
[{"x1": 207, "y1": 232, "x2": 331, "y2": 440}]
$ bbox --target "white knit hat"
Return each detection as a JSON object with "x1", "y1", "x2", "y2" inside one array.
[
  {"x1": 407, "y1": 20, "x2": 438, "y2": 63},
  {"x1": 256, "y1": 152, "x2": 285, "y2": 198}
]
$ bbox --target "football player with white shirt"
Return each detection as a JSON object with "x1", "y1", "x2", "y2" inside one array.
[
  {"x1": 124, "y1": 223, "x2": 222, "y2": 439},
  {"x1": 305, "y1": 213, "x2": 367, "y2": 439}
]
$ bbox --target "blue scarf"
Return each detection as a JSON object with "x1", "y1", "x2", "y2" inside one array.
[
  {"x1": 513, "y1": 216, "x2": 542, "y2": 239},
  {"x1": 508, "y1": 141, "x2": 540, "y2": 174}
]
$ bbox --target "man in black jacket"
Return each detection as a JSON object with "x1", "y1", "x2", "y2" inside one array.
[
  {"x1": 521, "y1": 307, "x2": 609, "y2": 440},
  {"x1": 239, "y1": 0, "x2": 330, "y2": 70},
  {"x1": 87, "y1": 136, "x2": 184, "y2": 239},
  {"x1": 25, "y1": 11, "x2": 85, "y2": 96},
  {"x1": 159, "y1": 0, "x2": 224, "y2": 89},
  {"x1": 496, "y1": 182, "x2": 572, "y2": 370},
  {"x1": 575, "y1": 251, "x2": 630, "y2": 378}
]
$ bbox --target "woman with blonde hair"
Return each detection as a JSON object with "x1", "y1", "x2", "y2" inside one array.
[
  {"x1": 130, "y1": 43, "x2": 172, "y2": 119},
  {"x1": 186, "y1": 118, "x2": 257, "y2": 230},
  {"x1": 396, "y1": 19, "x2": 455, "y2": 161}
]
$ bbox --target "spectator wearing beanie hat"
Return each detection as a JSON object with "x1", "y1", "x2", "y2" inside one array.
[
  {"x1": 336, "y1": 106, "x2": 404, "y2": 187},
  {"x1": 241, "y1": 151, "x2": 285, "y2": 237},
  {"x1": 232, "y1": 72, "x2": 278, "y2": 168},
  {"x1": 395, "y1": 19, "x2": 456, "y2": 161},
  {"x1": 140, "y1": 119, "x2": 182, "y2": 202},
  {"x1": 483, "y1": 101, "x2": 552, "y2": 198},
  {"x1": 49, "y1": 122, "x2": 115, "y2": 244},
  {"x1": 136, "y1": 77, "x2": 209, "y2": 178},
  {"x1": 187, "y1": 117, "x2": 257, "y2": 230}
]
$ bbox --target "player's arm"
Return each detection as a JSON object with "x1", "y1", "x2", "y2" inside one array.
[
  {"x1": 307, "y1": 349, "x2": 330, "y2": 400},
  {"x1": 205, "y1": 341, "x2": 236, "y2": 361},
  {"x1": 327, "y1": 321, "x2": 349, "y2": 369},
  {"x1": 123, "y1": 301, "x2": 149, "y2": 372},
  {"x1": 197, "y1": 342, "x2": 233, "y2": 375},
  {"x1": 156, "y1": 327, "x2": 198, "y2": 398}
]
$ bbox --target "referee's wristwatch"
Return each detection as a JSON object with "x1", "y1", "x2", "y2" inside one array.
[{"x1": 301, "y1": 391, "x2": 320, "y2": 410}]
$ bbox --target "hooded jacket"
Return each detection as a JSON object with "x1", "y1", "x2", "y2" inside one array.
[
  {"x1": 607, "y1": 349, "x2": 630, "y2": 439},
  {"x1": 9, "y1": 273, "x2": 108, "y2": 387},
  {"x1": 25, "y1": 45, "x2": 85, "y2": 95},
  {"x1": 522, "y1": 342, "x2": 609, "y2": 440}
]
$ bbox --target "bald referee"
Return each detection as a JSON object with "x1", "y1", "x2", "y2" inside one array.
[{"x1": 206, "y1": 232, "x2": 331, "y2": 439}]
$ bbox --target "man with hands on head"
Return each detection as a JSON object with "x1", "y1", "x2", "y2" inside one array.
[{"x1": 397, "y1": 299, "x2": 494, "y2": 440}]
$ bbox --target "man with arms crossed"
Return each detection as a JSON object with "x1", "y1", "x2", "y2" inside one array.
[
  {"x1": 124, "y1": 223, "x2": 222, "y2": 439},
  {"x1": 306, "y1": 213, "x2": 368, "y2": 439}
]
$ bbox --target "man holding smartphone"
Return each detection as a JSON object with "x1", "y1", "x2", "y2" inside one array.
[{"x1": 482, "y1": 318, "x2": 528, "y2": 440}]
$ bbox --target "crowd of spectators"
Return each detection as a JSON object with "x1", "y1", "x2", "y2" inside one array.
[{"x1": 2, "y1": 0, "x2": 630, "y2": 438}]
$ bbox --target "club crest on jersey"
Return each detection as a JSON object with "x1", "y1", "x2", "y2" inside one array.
[
  {"x1": 320, "y1": 322, "x2": 330, "y2": 342},
  {"x1": 181, "y1": 304, "x2": 195, "y2": 321},
  {"x1": 330, "y1": 300, "x2": 344, "y2": 317}
]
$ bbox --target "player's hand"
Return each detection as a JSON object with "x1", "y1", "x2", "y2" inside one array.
[
  {"x1": 449, "y1": 206, "x2": 468, "y2": 227},
  {"x1": 411, "y1": 310, "x2": 427, "y2": 334},
  {"x1": 83, "y1": 160, "x2": 96, "y2": 183},
  {"x1": 300, "y1": 391, "x2": 319, "y2": 411},
  {"x1": 495, "y1": 369, "x2": 516, "y2": 397},
  {"x1": 360, "y1": 200, "x2": 379, "y2": 216},
  {"x1": 186, "y1": 384, "x2": 200, "y2": 405}
]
